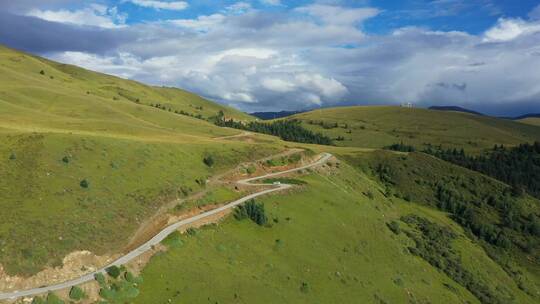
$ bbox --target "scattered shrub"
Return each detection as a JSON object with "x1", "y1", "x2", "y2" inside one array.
[
  {"x1": 387, "y1": 221, "x2": 400, "y2": 234},
  {"x1": 62, "y1": 156, "x2": 69, "y2": 163},
  {"x1": 69, "y1": 286, "x2": 86, "y2": 301},
  {"x1": 365, "y1": 190, "x2": 375, "y2": 200},
  {"x1": 45, "y1": 293, "x2": 64, "y2": 304},
  {"x1": 186, "y1": 227, "x2": 197, "y2": 236},
  {"x1": 162, "y1": 231, "x2": 184, "y2": 248},
  {"x1": 125, "y1": 271, "x2": 143, "y2": 284},
  {"x1": 9, "y1": 153, "x2": 16, "y2": 160},
  {"x1": 106, "y1": 265, "x2": 121, "y2": 278},
  {"x1": 246, "y1": 165, "x2": 256, "y2": 175},
  {"x1": 385, "y1": 142, "x2": 415, "y2": 152},
  {"x1": 80, "y1": 179, "x2": 89, "y2": 188},
  {"x1": 39, "y1": 70, "x2": 45, "y2": 75},
  {"x1": 234, "y1": 200, "x2": 267, "y2": 226},
  {"x1": 95, "y1": 272, "x2": 106, "y2": 286},
  {"x1": 300, "y1": 282, "x2": 310, "y2": 293},
  {"x1": 203, "y1": 155, "x2": 215, "y2": 167},
  {"x1": 401, "y1": 214, "x2": 503, "y2": 304}
]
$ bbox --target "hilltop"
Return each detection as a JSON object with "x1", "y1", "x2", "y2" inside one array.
[
  {"x1": 429, "y1": 105, "x2": 484, "y2": 116},
  {"x1": 519, "y1": 117, "x2": 540, "y2": 126},
  {"x1": 283, "y1": 106, "x2": 540, "y2": 152}
]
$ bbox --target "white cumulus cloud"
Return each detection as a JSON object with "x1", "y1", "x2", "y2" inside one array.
[
  {"x1": 128, "y1": 0, "x2": 188, "y2": 11},
  {"x1": 27, "y1": 4, "x2": 127, "y2": 28},
  {"x1": 484, "y1": 18, "x2": 540, "y2": 42}
]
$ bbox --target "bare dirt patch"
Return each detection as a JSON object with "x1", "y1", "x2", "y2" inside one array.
[{"x1": 0, "y1": 251, "x2": 115, "y2": 293}]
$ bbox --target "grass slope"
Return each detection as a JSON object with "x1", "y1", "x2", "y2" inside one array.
[
  {"x1": 285, "y1": 106, "x2": 540, "y2": 153},
  {"x1": 134, "y1": 160, "x2": 537, "y2": 304},
  {"x1": 519, "y1": 117, "x2": 540, "y2": 127},
  {"x1": 0, "y1": 45, "x2": 277, "y2": 275},
  {"x1": 342, "y1": 150, "x2": 540, "y2": 297}
]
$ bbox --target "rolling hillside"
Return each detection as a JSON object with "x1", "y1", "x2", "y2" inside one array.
[
  {"x1": 134, "y1": 154, "x2": 539, "y2": 304},
  {"x1": 0, "y1": 44, "x2": 275, "y2": 276},
  {"x1": 519, "y1": 117, "x2": 540, "y2": 127},
  {"x1": 284, "y1": 106, "x2": 540, "y2": 153},
  {"x1": 0, "y1": 45, "x2": 539, "y2": 304}
]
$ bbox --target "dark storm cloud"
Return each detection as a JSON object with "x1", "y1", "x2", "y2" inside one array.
[
  {"x1": 1, "y1": 2, "x2": 539, "y2": 116},
  {"x1": 0, "y1": 0, "x2": 76, "y2": 13},
  {"x1": 435, "y1": 82, "x2": 467, "y2": 91},
  {"x1": 0, "y1": 12, "x2": 135, "y2": 54}
]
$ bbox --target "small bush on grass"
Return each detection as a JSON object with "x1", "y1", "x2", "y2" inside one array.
[
  {"x1": 80, "y1": 179, "x2": 89, "y2": 188},
  {"x1": 246, "y1": 165, "x2": 256, "y2": 175},
  {"x1": 46, "y1": 293, "x2": 64, "y2": 304},
  {"x1": 234, "y1": 200, "x2": 267, "y2": 226},
  {"x1": 125, "y1": 271, "x2": 143, "y2": 284},
  {"x1": 69, "y1": 286, "x2": 86, "y2": 301},
  {"x1": 95, "y1": 272, "x2": 107, "y2": 286},
  {"x1": 186, "y1": 227, "x2": 197, "y2": 236},
  {"x1": 364, "y1": 190, "x2": 375, "y2": 199},
  {"x1": 162, "y1": 231, "x2": 184, "y2": 248},
  {"x1": 106, "y1": 265, "x2": 121, "y2": 278},
  {"x1": 387, "y1": 221, "x2": 401, "y2": 234},
  {"x1": 203, "y1": 155, "x2": 215, "y2": 167},
  {"x1": 300, "y1": 282, "x2": 310, "y2": 293}
]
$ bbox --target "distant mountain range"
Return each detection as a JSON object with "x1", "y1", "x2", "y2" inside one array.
[{"x1": 250, "y1": 110, "x2": 304, "y2": 120}]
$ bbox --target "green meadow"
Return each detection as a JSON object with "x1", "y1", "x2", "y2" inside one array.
[
  {"x1": 134, "y1": 160, "x2": 538, "y2": 304},
  {"x1": 0, "y1": 45, "x2": 280, "y2": 275},
  {"x1": 284, "y1": 106, "x2": 540, "y2": 153},
  {"x1": 0, "y1": 44, "x2": 539, "y2": 304}
]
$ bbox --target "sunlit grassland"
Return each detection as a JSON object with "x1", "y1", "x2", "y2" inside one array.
[
  {"x1": 0, "y1": 131, "x2": 281, "y2": 275},
  {"x1": 284, "y1": 106, "x2": 540, "y2": 153},
  {"x1": 134, "y1": 159, "x2": 537, "y2": 303},
  {"x1": 0, "y1": 45, "x2": 282, "y2": 276},
  {"x1": 518, "y1": 117, "x2": 540, "y2": 127}
]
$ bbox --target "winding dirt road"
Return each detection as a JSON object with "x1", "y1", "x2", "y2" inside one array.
[{"x1": 0, "y1": 152, "x2": 332, "y2": 301}]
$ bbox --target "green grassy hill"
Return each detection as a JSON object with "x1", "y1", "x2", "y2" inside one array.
[
  {"x1": 519, "y1": 117, "x2": 540, "y2": 127},
  {"x1": 0, "y1": 45, "x2": 274, "y2": 275},
  {"x1": 0, "y1": 44, "x2": 253, "y2": 139},
  {"x1": 134, "y1": 156, "x2": 539, "y2": 304},
  {"x1": 284, "y1": 106, "x2": 540, "y2": 153},
  {"x1": 1, "y1": 44, "x2": 539, "y2": 304}
]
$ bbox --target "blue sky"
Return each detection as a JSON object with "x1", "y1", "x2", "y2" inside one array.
[
  {"x1": 1, "y1": 0, "x2": 540, "y2": 115},
  {"x1": 94, "y1": 0, "x2": 540, "y2": 34}
]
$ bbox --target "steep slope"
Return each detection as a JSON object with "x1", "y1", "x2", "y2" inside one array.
[
  {"x1": 0, "y1": 45, "x2": 276, "y2": 276},
  {"x1": 284, "y1": 106, "x2": 540, "y2": 153},
  {"x1": 0, "y1": 44, "x2": 253, "y2": 139}
]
